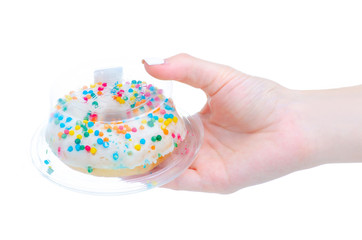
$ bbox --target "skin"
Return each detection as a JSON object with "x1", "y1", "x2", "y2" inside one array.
[{"x1": 143, "y1": 53, "x2": 362, "y2": 194}]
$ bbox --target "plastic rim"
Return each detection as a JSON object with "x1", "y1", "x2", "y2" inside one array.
[{"x1": 31, "y1": 110, "x2": 203, "y2": 195}]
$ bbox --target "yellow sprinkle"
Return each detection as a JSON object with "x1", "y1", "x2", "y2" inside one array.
[
  {"x1": 90, "y1": 147, "x2": 97, "y2": 154},
  {"x1": 83, "y1": 120, "x2": 88, "y2": 124},
  {"x1": 130, "y1": 96, "x2": 136, "y2": 101},
  {"x1": 77, "y1": 134, "x2": 82, "y2": 139},
  {"x1": 88, "y1": 129, "x2": 93, "y2": 134},
  {"x1": 173, "y1": 116, "x2": 178, "y2": 123},
  {"x1": 141, "y1": 119, "x2": 147, "y2": 124},
  {"x1": 116, "y1": 97, "x2": 125, "y2": 104},
  {"x1": 134, "y1": 144, "x2": 141, "y2": 151},
  {"x1": 131, "y1": 84, "x2": 135, "y2": 88},
  {"x1": 158, "y1": 118, "x2": 164, "y2": 123},
  {"x1": 65, "y1": 95, "x2": 72, "y2": 101},
  {"x1": 164, "y1": 120, "x2": 171, "y2": 126},
  {"x1": 117, "y1": 83, "x2": 123, "y2": 88},
  {"x1": 161, "y1": 125, "x2": 166, "y2": 130},
  {"x1": 69, "y1": 130, "x2": 75, "y2": 136},
  {"x1": 90, "y1": 84, "x2": 96, "y2": 88},
  {"x1": 75, "y1": 125, "x2": 81, "y2": 130}
]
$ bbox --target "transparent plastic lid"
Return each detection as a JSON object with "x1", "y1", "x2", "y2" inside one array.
[{"x1": 31, "y1": 63, "x2": 203, "y2": 195}]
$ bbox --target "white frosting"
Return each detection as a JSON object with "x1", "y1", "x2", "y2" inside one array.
[{"x1": 46, "y1": 80, "x2": 186, "y2": 171}]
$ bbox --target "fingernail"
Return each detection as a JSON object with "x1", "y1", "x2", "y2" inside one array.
[{"x1": 142, "y1": 58, "x2": 165, "y2": 65}]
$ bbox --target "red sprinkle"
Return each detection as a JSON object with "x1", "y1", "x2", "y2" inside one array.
[
  {"x1": 118, "y1": 125, "x2": 124, "y2": 130},
  {"x1": 64, "y1": 129, "x2": 69, "y2": 134},
  {"x1": 172, "y1": 133, "x2": 175, "y2": 138},
  {"x1": 102, "y1": 82, "x2": 107, "y2": 87},
  {"x1": 131, "y1": 127, "x2": 137, "y2": 132},
  {"x1": 160, "y1": 109, "x2": 166, "y2": 114},
  {"x1": 98, "y1": 87, "x2": 104, "y2": 91},
  {"x1": 85, "y1": 145, "x2": 91, "y2": 152}
]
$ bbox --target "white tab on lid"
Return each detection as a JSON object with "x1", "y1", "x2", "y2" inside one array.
[{"x1": 94, "y1": 67, "x2": 123, "y2": 85}]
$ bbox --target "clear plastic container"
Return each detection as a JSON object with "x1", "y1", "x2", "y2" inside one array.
[{"x1": 31, "y1": 63, "x2": 203, "y2": 195}]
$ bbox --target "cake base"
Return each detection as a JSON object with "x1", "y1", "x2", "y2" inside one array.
[{"x1": 68, "y1": 154, "x2": 169, "y2": 177}]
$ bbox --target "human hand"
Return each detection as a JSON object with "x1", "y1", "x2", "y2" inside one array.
[{"x1": 143, "y1": 54, "x2": 362, "y2": 193}]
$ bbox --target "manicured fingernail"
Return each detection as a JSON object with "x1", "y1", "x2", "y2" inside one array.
[{"x1": 142, "y1": 58, "x2": 165, "y2": 65}]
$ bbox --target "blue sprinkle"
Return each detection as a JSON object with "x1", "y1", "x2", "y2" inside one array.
[
  {"x1": 58, "y1": 115, "x2": 64, "y2": 121},
  {"x1": 165, "y1": 105, "x2": 172, "y2": 110},
  {"x1": 153, "y1": 115, "x2": 159, "y2": 120},
  {"x1": 168, "y1": 114, "x2": 174, "y2": 119},
  {"x1": 66, "y1": 117, "x2": 72, "y2": 122},
  {"x1": 47, "y1": 167, "x2": 54, "y2": 175},
  {"x1": 94, "y1": 130, "x2": 99, "y2": 136},
  {"x1": 125, "y1": 133, "x2": 131, "y2": 139},
  {"x1": 53, "y1": 112, "x2": 59, "y2": 118},
  {"x1": 88, "y1": 90, "x2": 93, "y2": 94},
  {"x1": 113, "y1": 152, "x2": 119, "y2": 160},
  {"x1": 103, "y1": 142, "x2": 110, "y2": 148},
  {"x1": 165, "y1": 98, "x2": 169, "y2": 103},
  {"x1": 149, "y1": 86, "x2": 155, "y2": 91},
  {"x1": 148, "y1": 113, "x2": 153, "y2": 118},
  {"x1": 128, "y1": 88, "x2": 133, "y2": 93},
  {"x1": 97, "y1": 138, "x2": 104, "y2": 145},
  {"x1": 67, "y1": 146, "x2": 73, "y2": 152},
  {"x1": 82, "y1": 90, "x2": 88, "y2": 95},
  {"x1": 164, "y1": 114, "x2": 169, "y2": 119},
  {"x1": 140, "y1": 138, "x2": 146, "y2": 144},
  {"x1": 131, "y1": 80, "x2": 137, "y2": 84},
  {"x1": 88, "y1": 122, "x2": 94, "y2": 127},
  {"x1": 59, "y1": 123, "x2": 65, "y2": 128},
  {"x1": 44, "y1": 160, "x2": 50, "y2": 165},
  {"x1": 137, "y1": 80, "x2": 142, "y2": 84},
  {"x1": 75, "y1": 144, "x2": 81, "y2": 151}
]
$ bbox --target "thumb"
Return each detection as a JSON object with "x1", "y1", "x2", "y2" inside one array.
[{"x1": 142, "y1": 53, "x2": 247, "y2": 96}]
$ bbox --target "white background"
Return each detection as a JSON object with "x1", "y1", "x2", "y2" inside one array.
[{"x1": 1, "y1": 1, "x2": 362, "y2": 239}]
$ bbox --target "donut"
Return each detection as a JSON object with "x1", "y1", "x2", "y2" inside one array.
[{"x1": 45, "y1": 68, "x2": 187, "y2": 177}]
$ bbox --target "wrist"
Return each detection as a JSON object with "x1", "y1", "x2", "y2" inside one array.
[{"x1": 290, "y1": 86, "x2": 362, "y2": 165}]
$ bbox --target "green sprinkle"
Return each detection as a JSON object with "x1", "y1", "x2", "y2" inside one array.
[
  {"x1": 61, "y1": 134, "x2": 67, "y2": 139},
  {"x1": 107, "y1": 128, "x2": 112, "y2": 132},
  {"x1": 158, "y1": 153, "x2": 162, "y2": 158},
  {"x1": 151, "y1": 136, "x2": 157, "y2": 142},
  {"x1": 87, "y1": 166, "x2": 93, "y2": 173},
  {"x1": 174, "y1": 143, "x2": 178, "y2": 147},
  {"x1": 147, "y1": 121, "x2": 154, "y2": 127},
  {"x1": 54, "y1": 119, "x2": 60, "y2": 125},
  {"x1": 156, "y1": 135, "x2": 162, "y2": 141},
  {"x1": 75, "y1": 138, "x2": 81, "y2": 144},
  {"x1": 92, "y1": 101, "x2": 99, "y2": 108},
  {"x1": 84, "y1": 132, "x2": 89, "y2": 137},
  {"x1": 76, "y1": 120, "x2": 82, "y2": 125},
  {"x1": 80, "y1": 145, "x2": 85, "y2": 150}
]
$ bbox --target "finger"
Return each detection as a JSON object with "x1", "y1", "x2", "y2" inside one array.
[
  {"x1": 162, "y1": 168, "x2": 203, "y2": 192},
  {"x1": 143, "y1": 53, "x2": 247, "y2": 96}
]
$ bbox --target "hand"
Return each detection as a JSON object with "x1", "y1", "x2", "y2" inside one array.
[{"x1": 143, "y1": 54, "x2": 362, "y2": 193}]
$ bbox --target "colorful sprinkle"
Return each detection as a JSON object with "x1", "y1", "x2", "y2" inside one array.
[
  {"x1": 87, "y1": 166, "x2": 93, "y2": 173},
  {"x1": 94, "y1": 130, "x2": 99, "y2": 136},
  {"x1": 140, "y1": 138, "x2": 146, "y2": 144},
  {"x1": 67, "y1": 146, "x2": 73, "y2": 152},
  {"x1": 134, "y1": 144, "x2": 141, "y2": 151},
  {"x1": 97, "y1": 138, "x2": 104, "y2": 145},
  {"x1": 90, "y1": 147, "x2": 97, "y2": 155},
  {"x1": 125, "y1": 133, "x2": 131, "y2": 139}
]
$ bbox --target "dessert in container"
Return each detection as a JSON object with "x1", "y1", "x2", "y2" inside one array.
[{"x1": 31, "y1": 63, "x2": 203, "y2": 195}]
